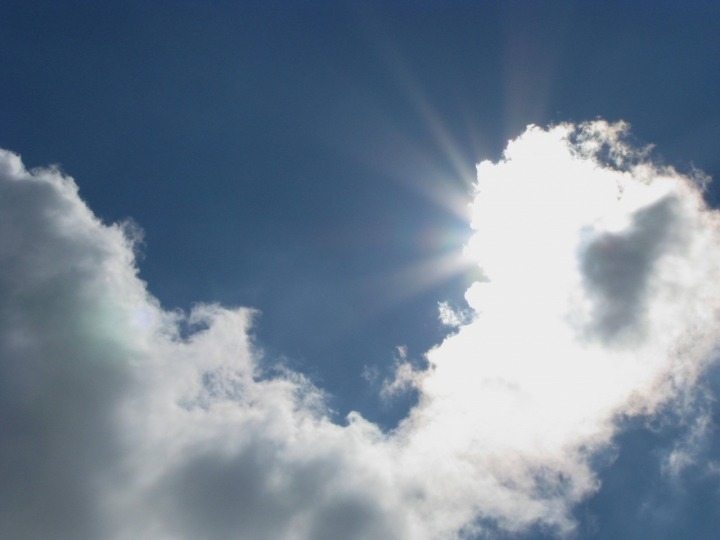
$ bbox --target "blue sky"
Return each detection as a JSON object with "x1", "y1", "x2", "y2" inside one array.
[{"x1": 1, "y1": 1, "x2": 720, "y2": 539}]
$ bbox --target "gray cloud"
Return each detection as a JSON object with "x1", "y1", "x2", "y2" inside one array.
[
  {"x1": 156, "y1": 440, "x2": 401, "y2": 540},
  {"x1": 580, "y1": 195, "x2": 683, "y2": 344},
  {"x1": 0, "y1": 157, "x2": 133, "y2": 540}
]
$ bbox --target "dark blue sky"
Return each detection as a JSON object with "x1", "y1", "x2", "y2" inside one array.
[{"x1": 2, "y1": 1, "x2": 720, "y2": 538}]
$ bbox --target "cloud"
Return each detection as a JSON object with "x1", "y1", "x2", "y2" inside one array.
[
  {"x1": 1, "y1": 121, "x2": 719, "y2": 539},
  {"x1": 580, "y1": 196, "x2": 681, "y2": 343},
  {"x1": 438, "y1": 301, "x2": 474, "y2": 328},
  {"x1": 380, "y1": 346, "x2": 424, "y2": 402}
]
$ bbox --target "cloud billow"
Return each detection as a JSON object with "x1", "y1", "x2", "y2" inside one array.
[
  {"x1": 1, "y1": 121, "x2": 719, "y2": 539},
  {"x1": 580, "y1": 195, "x2": 681, "y2": 344}
]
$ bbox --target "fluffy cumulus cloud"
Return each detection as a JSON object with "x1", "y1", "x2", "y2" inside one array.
[{"x1": 2, "y1": 121, "x2": 719, "y2": 540}]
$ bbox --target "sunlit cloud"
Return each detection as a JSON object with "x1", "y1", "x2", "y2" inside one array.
[{"x1": 1, "y1": 121, "x2": 719, "y2": 539}]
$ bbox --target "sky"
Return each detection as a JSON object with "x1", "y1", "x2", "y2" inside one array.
[{"x1": 1, "y1": 1, "x2": 720, "y2": 539}]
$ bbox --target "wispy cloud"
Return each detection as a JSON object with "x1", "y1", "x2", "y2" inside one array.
[{"x1": 1, "y1": 121, "x2": 719, "y2": 539}]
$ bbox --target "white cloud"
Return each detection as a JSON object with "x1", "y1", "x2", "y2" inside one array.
[
  {"x1": 438, "y1": 301, "x2": 473, "y2": 328},
  {"x1": 380, "y1": 346, "x2": 424, "y2": 401},
  {"x1": 2, "y1": 121, "x2": 720, "y2": 539}
]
